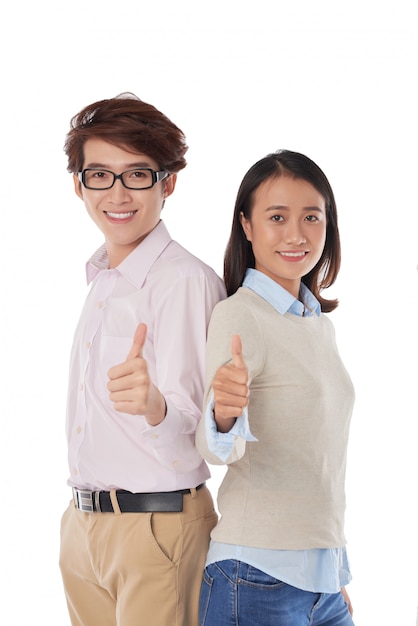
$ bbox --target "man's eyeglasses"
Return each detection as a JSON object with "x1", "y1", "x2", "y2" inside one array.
[{"x1": 78, "y1": 168, "x2": 169, "y2": 190}]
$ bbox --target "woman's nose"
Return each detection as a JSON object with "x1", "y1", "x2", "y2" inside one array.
[{"x1": 284, "y1": 222, "x2": 307, "y2": 244}]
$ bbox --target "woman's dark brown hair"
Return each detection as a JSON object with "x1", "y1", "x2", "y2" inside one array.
[
  {"x1": 64, "y1": 92, "x2": 188, "y2": 174},
  {"x1": 224, "y1": 150, "x2": 341, "y2": 312}
]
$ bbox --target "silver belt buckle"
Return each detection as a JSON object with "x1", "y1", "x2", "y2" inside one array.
[{"x1": 73, "y1": 488, "x2": 101, "y2": 513}]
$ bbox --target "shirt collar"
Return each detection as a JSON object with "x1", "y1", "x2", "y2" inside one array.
[
  {"x1": 242, "y1": 268, "x2": 321, "y2": 317},
  {"x1": 86, "y1": 220, "x2": 172, "y2": 287}
]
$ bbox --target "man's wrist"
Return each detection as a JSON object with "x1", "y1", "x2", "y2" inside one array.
[{"x1": 145, "y1": 388, "x2": 167, "y2": 426}]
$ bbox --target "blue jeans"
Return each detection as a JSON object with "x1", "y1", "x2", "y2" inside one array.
[{"x1": 199, "y1": 560, "x2": 355, "y2": 626}]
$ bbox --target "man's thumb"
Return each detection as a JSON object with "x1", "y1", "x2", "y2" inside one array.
[{"x1": 126, "y1": 323, "x2": 147, "y2": 360}]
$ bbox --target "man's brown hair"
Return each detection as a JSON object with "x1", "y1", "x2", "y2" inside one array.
[{"x1": 64, "y1": 92, "x2": 188, "y2": 174}]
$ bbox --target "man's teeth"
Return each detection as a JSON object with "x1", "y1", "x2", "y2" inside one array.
[{"x1": 106, "y1": 212, "x2": 135, "y2": 219}]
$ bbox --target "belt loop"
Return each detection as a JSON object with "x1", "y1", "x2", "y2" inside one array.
[
  {"x1": 110, "y1": 489, "x2": 122, "y2": 515},
  {"x1": 190, "y1": 487, "x2": 197, "y2": 499}
]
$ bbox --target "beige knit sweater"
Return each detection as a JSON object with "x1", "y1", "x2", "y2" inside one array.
[{"x1": 196, "y1": 287, "x2": 355, "y2": 550}]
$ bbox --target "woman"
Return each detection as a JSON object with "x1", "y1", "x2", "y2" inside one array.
[{"x1": 196, "y1": 150, "x2": 355, "y2": 626}]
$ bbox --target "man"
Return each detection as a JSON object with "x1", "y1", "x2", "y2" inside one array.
[{"x1": 59, "y1": 93, "x2": 226, "y2": 626}]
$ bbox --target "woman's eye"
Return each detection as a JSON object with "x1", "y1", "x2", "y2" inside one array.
[
  {"x1": 305, "y1": 215, "x2": 319, "y2": 222},
  {"x1": 271, "y1": 214, "x2": 284, "y2": 222}
]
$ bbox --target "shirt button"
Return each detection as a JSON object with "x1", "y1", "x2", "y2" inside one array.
[
  {"x1": 76, "y1": 426, "x2": 82, "y2": 435},
  {"x1": 172, "y1": 460, "x2": 180, "y2": 466},
  {"x1": 150, "y1": 434, "x2": 159, "y2": 440},
  {"x1": 98, "y1": 301, "x2": 104, "y2": 309},
  {"x1": 86, "y1": 341, "x2": 91, "y2": 350},
  {"x1": 72, "y1": 467, "x2": 78, "y2": 476}
]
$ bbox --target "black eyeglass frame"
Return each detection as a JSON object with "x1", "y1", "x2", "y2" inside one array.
[{"x1": 77, "y1": 168, "x2": 170, "y2": 190}]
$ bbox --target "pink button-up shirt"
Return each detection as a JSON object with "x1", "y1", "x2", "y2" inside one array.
[{"x1": 66, "y1": 221, "x2": 226, "y2": 493}]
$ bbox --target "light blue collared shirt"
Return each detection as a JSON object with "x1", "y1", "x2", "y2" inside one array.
[{"x1": 204, "y1": 268, "x2": 352, "y2": 593}]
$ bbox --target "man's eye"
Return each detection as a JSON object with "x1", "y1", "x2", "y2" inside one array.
[
  {"x1": 131, "y1": 170, "x2": 147, "y2": 178},
  {"x1": 92, "y1": 171, "x2": 109, "y2": 178}
]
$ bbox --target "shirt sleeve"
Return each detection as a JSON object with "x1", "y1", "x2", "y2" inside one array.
[
  {"x1": 142, "y1": 270, "x2": 226, "y2": 472},
  {"x1": 202, "y1": 391, "x2": 258, "y2": 463}
]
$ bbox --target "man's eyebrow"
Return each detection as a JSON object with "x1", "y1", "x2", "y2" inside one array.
[{"x1": 84, "y1": 161, "x2": 153, "y2": 169}]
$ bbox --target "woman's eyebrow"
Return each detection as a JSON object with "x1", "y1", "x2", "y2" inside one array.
[{"x1": 265, "y1": 205, "x2": 324, "y2": 212}]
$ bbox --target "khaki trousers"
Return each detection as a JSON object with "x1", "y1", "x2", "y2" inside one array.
[{"x1": 59, "y1": 486, "x2": 217, "y2": 626}]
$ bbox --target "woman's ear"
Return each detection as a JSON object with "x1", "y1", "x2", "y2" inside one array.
[{"x1": 240, "y1": 212, "x2": 252, "y2": 242}]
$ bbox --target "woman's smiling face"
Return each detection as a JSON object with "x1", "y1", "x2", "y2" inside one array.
[{"x1": 240, "y1": 175, "x2": 327, "y2": 299}]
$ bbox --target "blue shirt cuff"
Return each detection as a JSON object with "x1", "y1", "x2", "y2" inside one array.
[{"x1": 204, "y1": 391, "x2": 258, "y2": 462}]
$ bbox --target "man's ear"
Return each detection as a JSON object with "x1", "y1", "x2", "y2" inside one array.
[
  {"x1": 163, "y1": 173, "x2": 177, "y2": 199},
  {"x1": 73, "y1": 174, "x2": 84, "y2": 199}
]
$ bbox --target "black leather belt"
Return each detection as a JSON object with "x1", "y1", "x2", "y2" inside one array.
[{"x1": 73, "y1": 483, "x2": 205, "y2": 513}]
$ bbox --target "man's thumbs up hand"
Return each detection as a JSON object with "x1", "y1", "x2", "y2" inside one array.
[{"x1": 108, "y1": 324, "x2": 166, "y2": 424}]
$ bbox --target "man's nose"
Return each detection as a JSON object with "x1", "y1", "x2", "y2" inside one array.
[{"x1": 107, "y1": 178, "x2": 132, "y2": 201}]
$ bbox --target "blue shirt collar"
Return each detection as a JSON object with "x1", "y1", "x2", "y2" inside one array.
[{"x1": 242, "y1": 268, "x2": 321, "y2": 317}]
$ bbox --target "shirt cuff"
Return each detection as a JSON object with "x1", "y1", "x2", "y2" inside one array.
[{"x1": 204, "y1": 391, "x2": 258, "y2": 462}]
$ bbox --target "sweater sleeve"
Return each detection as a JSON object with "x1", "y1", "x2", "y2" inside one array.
[{"x1": 195, "y1": 292, "x2": 264, "y2": 465}]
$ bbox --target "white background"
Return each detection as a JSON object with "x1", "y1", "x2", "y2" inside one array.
[{"x1": 1, "y1": 1, "x2": 417, "y2": 624}]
